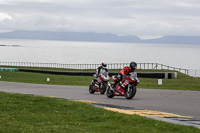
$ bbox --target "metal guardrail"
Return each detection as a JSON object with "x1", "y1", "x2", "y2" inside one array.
[
  {"x1": 188, "y1": 69, "x2": 200, "y2": 77},
  {"x1": 0, "y1": 61, "x2": 190, "y2": 75}
]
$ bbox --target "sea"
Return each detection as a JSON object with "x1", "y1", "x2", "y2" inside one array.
[{"x1": 0, "y1": 39, "x2": 200, "y2": 76}]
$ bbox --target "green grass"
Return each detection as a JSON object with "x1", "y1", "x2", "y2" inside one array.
[
  {"x1": 138, "y1": 71, "x2": 200, "y2": 90},
  {"x1": 1, "y1": 66, "x2": 200, "y2": 91},
  {"x1": 0, "y1": 92, "x2": 199, "y2": 133},
  {"x1": 0, "y1": 71, "x2": 93, "y2": 86}
]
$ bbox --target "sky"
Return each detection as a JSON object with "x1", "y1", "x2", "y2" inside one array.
[{"x1": 0, "y1": 0, "x2": 200, "y2": 39}]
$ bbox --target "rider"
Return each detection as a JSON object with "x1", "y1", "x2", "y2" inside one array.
[
  {"x1": 92, "y1": 62, "x2": 108, "y2": 84},
  {"x1": 96, "y1": 62, "x2": 108, "y2": 76},
  {"x1": 114, "y1": 61, "x2": 137, "y2": 87}
]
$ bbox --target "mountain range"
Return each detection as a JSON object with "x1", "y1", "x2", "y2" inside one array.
[{"x1": 0, "y1": 30, "x2": 199, "y2": 44}]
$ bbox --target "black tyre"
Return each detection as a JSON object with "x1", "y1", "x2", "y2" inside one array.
[
  {"x1": 89, "y1": 82, "x2": 95, "y2": 94},
  {"x1": 125, "y1": 85, "x2": 137, "y2": 99},
  {"x1": 106, "y1": 86, "x2": 114, "y2": 98},
  {"x1": 100, "y1": 82, "x2": 107, "y2": 94}
]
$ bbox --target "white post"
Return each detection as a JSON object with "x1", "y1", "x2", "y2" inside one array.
[
  {"x1": 47, "y1": 78, "x2": 50, "y2": 82},
  {"x1": 158, "y1": 79, "x2": 162, "y2": 85}
]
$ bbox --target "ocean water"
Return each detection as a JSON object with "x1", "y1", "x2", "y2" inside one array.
[{"x1": 0, "y1": 39, "x2": 200, "y2": 70}]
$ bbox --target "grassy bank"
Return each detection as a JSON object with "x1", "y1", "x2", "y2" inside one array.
[
  {"x1": 0, "y1": 70, "x2": 92, "y2": 86},
  {"x1": 0, "y1": 92, "x2": 199, "y2": 133},
  {"x1": 0, "y1": 66, "x2": 200, "y2": 91}
]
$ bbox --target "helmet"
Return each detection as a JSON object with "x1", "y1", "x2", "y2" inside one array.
[
  {"x1": 102, "y1": 62, "x2": 107, "y2": 68},
  {"x1": 130, "y1": 61, "x2": 137, "y2": 71}
]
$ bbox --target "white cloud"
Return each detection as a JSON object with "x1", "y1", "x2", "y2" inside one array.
[
  {"x1": 0, "y1": 0, "x2": 200, "y2": 36},
  {"x1": 0, "y1": 12, "x2": 12, "y2": 21},
  {"x1": 137, "y1": 35, "x2": 164, "y2": 40}
]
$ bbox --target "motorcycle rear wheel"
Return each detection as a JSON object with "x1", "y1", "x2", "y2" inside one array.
[
  {"x1": 106, "y1": 86, "x2": 114, "y2": 98},
  {"x1": 125, "y1": 85, "x2": 137, "y2": 99}
]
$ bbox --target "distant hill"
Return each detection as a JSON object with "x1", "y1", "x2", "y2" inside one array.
[
  {"x1": 0, "y1": 30, "x2": 141, "y2": 43},
  {"x1": 0, "y1": 30, "x2": 199, "y2": 44},
  {"x1": 142, "y1": 36, "x2": 200, "y2": 44}
]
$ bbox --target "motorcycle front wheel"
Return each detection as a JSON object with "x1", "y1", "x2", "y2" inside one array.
[
  {"x1": 125, "y1": 85, "x2": 137, "y2": 99},
  {"x1": 106, "y1": 86, "x2": 114, "y2": 98},
  {"x1": 89, "y1": 81, "x2": 95, "y2": 94},
  {"x1": 100, "y1": 82, "x2": 107, "y2": 94}
]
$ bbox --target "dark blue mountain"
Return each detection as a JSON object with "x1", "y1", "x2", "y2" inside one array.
[
  {"x1": 0, "y1": 30, "x2": 199, "y2": 44},
  {"x1": 142, "y1": 36, "x2": 200, "y2": 44},
  {"x1": 0, "y1": 30, "x2": 141, "y2": 43}
]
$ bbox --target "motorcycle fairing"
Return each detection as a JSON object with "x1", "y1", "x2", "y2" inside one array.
[{"x1": 114, "y1": 84, "x2": 125, "y2": 96}]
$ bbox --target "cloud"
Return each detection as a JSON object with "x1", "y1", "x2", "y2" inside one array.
[
  {"x1": 0, "y1": 0, "x2": 200, "y2": 36},
  {"x1": 0, "y1": 12, "x2": 12, "y2": 21}
]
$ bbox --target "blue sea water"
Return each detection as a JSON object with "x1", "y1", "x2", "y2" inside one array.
[{"x1": 0, "y1": 39, "x2": 200, "y2": 70}]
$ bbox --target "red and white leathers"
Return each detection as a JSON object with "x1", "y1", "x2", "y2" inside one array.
[
  {"x1": 115, "y1": 66, "x2": 134, "y2": 89},
  {"x1": 120, "y1": 66, "x2": 133, "y2": 75}
]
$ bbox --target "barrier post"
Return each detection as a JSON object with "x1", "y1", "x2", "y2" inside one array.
[{"x1": 158, "y1": 79, "x2": 162, "y2": 85}]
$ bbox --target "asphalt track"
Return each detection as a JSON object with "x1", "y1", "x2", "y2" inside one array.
[{"x1": 0, "y1": 81, "x2": 200, "y2": 127}]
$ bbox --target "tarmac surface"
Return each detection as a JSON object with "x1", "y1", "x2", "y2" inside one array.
[{"x1": 0, "y1": 81, "x2": 200, "y2": 128}]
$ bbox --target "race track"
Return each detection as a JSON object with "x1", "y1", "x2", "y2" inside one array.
[{"x1": 0, "y1": 81, "x2": 199, "y2": 119}]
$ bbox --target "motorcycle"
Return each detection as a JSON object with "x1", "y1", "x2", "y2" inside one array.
[
  {"x1": 89, "y1": 71, "x2": 110, "y2": 94},
  {"x1": 106, "y1": 72, "x2": 139, "y2": 99}
]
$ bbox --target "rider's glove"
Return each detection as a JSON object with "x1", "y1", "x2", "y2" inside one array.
[{"x1": 122, "y1": 74, "x2": 126, "y2": 78}]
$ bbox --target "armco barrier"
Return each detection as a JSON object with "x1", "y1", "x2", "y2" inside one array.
[
  {"x1": 137, "y1": 72, "x2": 177, "y2": 79},
  {"x1": 19, "y1": 69, "x2": 94, "y2": 76},
  {"x1": 19, "y1": 69, "x2": 177, "y2": 79}
]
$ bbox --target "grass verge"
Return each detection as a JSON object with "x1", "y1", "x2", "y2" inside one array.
[
  {"x1": 0, "y1": 67, "x2": 200, "y2": 91},
  {"x1": 0, "y1": 92, "x2": 199, "y2": 133}
]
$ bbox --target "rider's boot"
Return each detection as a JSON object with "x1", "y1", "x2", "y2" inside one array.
[
  {"x1": 91, "y1": 78, "x2": 97, "y2": 85},
  {"x1": 119, "y1": 80, "x2": 125, "y2": 89}
]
